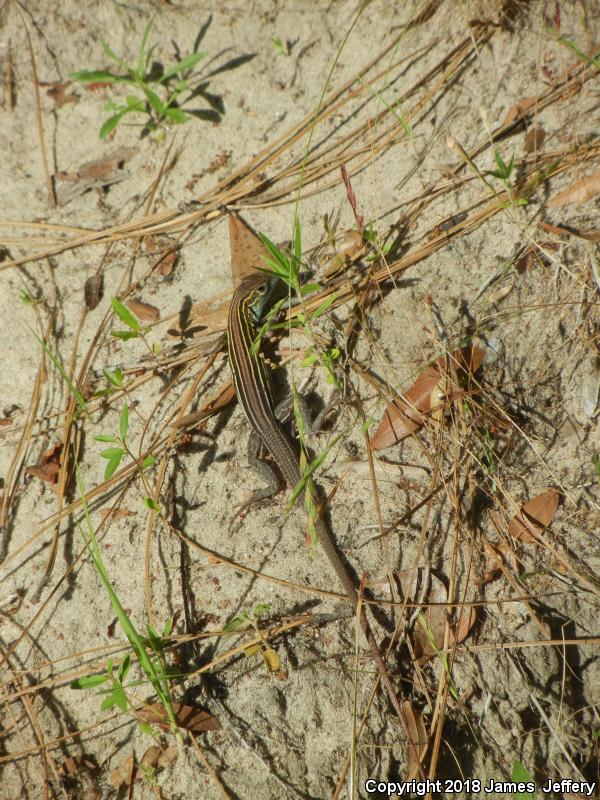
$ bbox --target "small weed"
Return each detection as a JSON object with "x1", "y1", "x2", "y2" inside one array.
[
  {"x1": 491, "y1": 149, "x2": 528, "y2": 208},
  {"x1": 95, "y1": 402, "x2": 156, "y2": 481},
  {"x1": 71, "y1": 464, "x2": 180, "y2": 737},
  {"x1": 111, "y1": 297, "x2": 160, "y2": 356},
  {"x1": 70, "y1": 16, "x2": 205, "y2": 139},
  {"x1": 272, "y1": 36, "x2": 291, "y2": 57},
  {"x1": 223, "y1": 604, "x2": 281, "y2": 672}
]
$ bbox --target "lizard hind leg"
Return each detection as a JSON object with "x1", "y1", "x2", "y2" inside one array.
[{"x1": 228, "y1": 429, "x2": 283, "y2": 533}]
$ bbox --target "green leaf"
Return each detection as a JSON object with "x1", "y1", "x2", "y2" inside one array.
[
  {"x1": 100, "y1": 447, "x2": 125, "y2": 459},
  {"x1": 70, "y1": 673, "x2": 109, "y2": 689},
  {"x1": 137, "y1": 15, "x2": 155, "y2": 76},
  {"x1": 101, "y1": 683, "x2": 128, "y2": 712},
  {"x1": 138, "y1": 721, "x2": 155, "y2": 737},
  {"x1": 253, "y1": 603, "x2": 271, "y2": 618},
  {"x1": 511, "y1": 762, "x2": 537, "y2": 800},
  {"x1": 119, "y1": 404, "x2": 129, "y2": 441},
  {"x1": 104, "y1": 368, "x2": 124, "y2": 388},
  {"x1": 301, "y1": 351, "x2": 318, "y2": 367},
  {"x1": 142, "y1": 85, "x2": 165, "y2": 115},
  {"x1": 117, "y1": 654, "x2": 131, "y2": 683},
  {"x1": 100, "y1": 111, "x2": 127, "y2": 139},
  {"x1": 111, "y1": 298, "x2": 141, "y2": 331},
  {"x1": 299, "y1": 282, "x2": 321, "y2": 296},
  {"x1": 163, "y1": 106, "x2": 187, "y2": 123},
  {"x1": 111, "y1": 330, "x2": 140, "y2": 341},
  {"x1": 162, "y1": 617, "x2": 174, "y2": 637},
  {"x1": 70, "y1": 69, "x2": 118, "y2": 82},
  {"x1": 244, "y1": 643, "x2": 261, "y2": 658},
  {"x1": 101, "y1": 40, "x2": 131, "y2": 75},
  {"x1": 94, "y1": 434, "x2": 116, "y2": 443},
  {"x1": 125, "y1": 95, "x2": 145, "y2": 111},
  {"x1": 104, "y1": 452, "x2": 124, "y2": 480},
  {"x1": 160, "y1": 51, "x2": 205, "y2": 82},
  {"x1": 141, "y1": 456, "x2": 156, "y2": 470},
  {"x1": 293, "y1": 215, "x2": 302, "y2": 262},
  {"x1": 144, "y1": 497, "x2": 160, "y2": 512},
  {"x1": 309, "y1": 292, "x2": 338, "y2": 321}
]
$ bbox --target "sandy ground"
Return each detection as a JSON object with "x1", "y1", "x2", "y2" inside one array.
[{"x1": 1, "y1": 1, "x2": 600, "y2": 798}]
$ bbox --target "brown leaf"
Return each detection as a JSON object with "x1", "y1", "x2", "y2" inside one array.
[
  {"x1": 371, "y1": 345, "x2": 484, "y2": 449},
  {"x1": 43, "y1": 81, "x2": 78, "y2": 108},
  {"x1": 126, "y1": 298, "x2": 159, "y2": 322},
  {"x1": 171, "y1": 383, "x2": 237, "y2": 429},
  {"x1": 55, "y1": 147, "x2": 137, "y2": 206},
  {"x1": 158, "y1": 247, "x2": 179, "y2": 276},
  {"x1": 400, "y1": 701, "x2": 428, "y2": 780},
  {"x1": 453, "y1": 607, "x2": 477, "y2": 644},
  {"x1": 138, "y1": 702, "x2": 220, "y2": 733},
  {"x1": 525, "y1": 126, "x2": 545, "y2": 153},
  {"x1": 25, "y1": 442, "x2": 63, "y2": 487},
  {"x1": 158, "y1": 744, "x2": 178, "y2": 768},
  {"x1": 502, "y1": 96, "x2": 538, "y2": 126},
  {"x1": 413, "y1": 574, "x2": 447, "y2": 664},
  {"x1": 139, "y1": 746, "x2": 161, "y2": 770},
  {"x1": 111, "y1": 754, "x2": 135, "y2": 790},
  {"x1": 262, "y1": 647, "x2": 282, "y2": 674},
  {"x1": 548, "y1": 166, "x2": 600, "y2": 207},
  {"x1": 508, "y1": 489, "x2": 559, "y2": 544},
  {"x1": 229, "y1": 213, "x2": 273, "y2": 288},
  {"x1": 84, "y1": 274, "x2": 103, "y2": 310}
]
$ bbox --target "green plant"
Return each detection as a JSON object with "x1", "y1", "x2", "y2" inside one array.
[
  {"x1": 70, "y1": 16, "x2": 205, "y2": 138},
  {"x1": 491, "y1": 149, "x2": 528, "y2": 208},
  {"x1": 110, "y1": 297, "x2": 160, "y2": 355},
  {"x1": 70, "y1": 464, "x2": 180, "y2": 737},
  {"x1": 95, "y1": 402, "x2": 156, "y2": 481},
  {"x1": 223, "y1": 604, "x2": 281, "y2": 672}
]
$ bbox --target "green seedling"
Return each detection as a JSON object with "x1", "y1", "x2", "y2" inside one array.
[
  {"x1": 70, "y1": 16, "x2": 205, "y2": 139},
  {"x1": 491, "y1": 149, "x2": 528, "y2": 208},
  {"x1": 224, "y1": 604, "x2": 280, "y2": 671},
  {"x1": 272, "y1": 36, "x2": 291, "y2": 56},
  {"x1": 110, "y1": 297, "x2": 160, "y2": 356},
  {"x1": 363, "y1": 222, "x2": 393, "y2": 262},
  {"x1": 95, "y1": 403, "x2": 156, "y2": 480}
]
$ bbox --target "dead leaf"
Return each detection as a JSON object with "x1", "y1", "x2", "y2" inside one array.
[
  {"x1": 336, "y1": 228, "x2": 366, "y2": 261},
  {"x1": 99, "y1": 507, "x2": 136, "y2": 521},
  {"x1": 139, "y1": 746, "x2": 161, "y2": 770},
  {"x1": 453, "y1": 607, "x2": 477, "y2": 644},
  {"x1": 55, "y1": 146, "x2": 137, "y2": 206},
  {"x1": 111, "y1": 753, "x2": 135, "y2": 790},
  {"x1": 25, "y1": 442, "x2": 63, "y2": 488},
  {"x1": 538, "y1": 221, "x2": 600, "y2": 242},
  {"x1": 262, "y1": 647, "x2": 281, "y2": 673},
  {"x1": 144, "y1": 236, "x2": 179, "y2": 276},
  {"x1": 42, "y1": 81, "x2": 78, "y2": 108},
  {"x1": 413, "y1": 574, "x2": 447, "y2": 664},
  {"x1": 229, "y1": 213, "x2": 274, "y2": 288},
  {"x1": 158, "y1": 744, "x2": 178, "y2": 768},
  {"x1": 548, "y1": 166, "x2": 600, "y2": 207},
  {"x1": 138, "y1": 702, "x2": 220, "y2": 733},
  {"x1": 126, "y1": 298, "x2": 159, "y2": 322},
  {"x1": 525, "y1": 126, "x2": 545, "y2": 153},
  {"x1": 400, "y1": 700, "x2": 428, "y2": 780},
  {"x1": 508, "y1": 489, "x2": 559, "y2": 543},
  {"x1": 371, "y1": 345, "x2": 484, "y2": 450},
  {"x1": 502, "y1": 96, "x2": 538, "y2": 126},
  {"x1": 84, "y1": 274, "x2": 103, "y2": 310},
  {"x1": 62, "y1": 756, "x2": 78, "y2": 776},
  {"x1": 171, "y1": 383, "x2": 237, "y2": 429}
]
